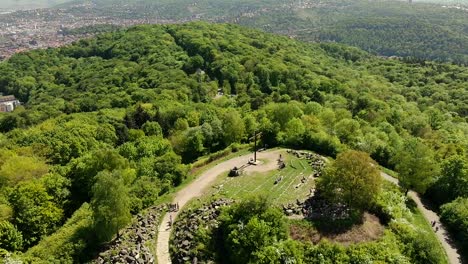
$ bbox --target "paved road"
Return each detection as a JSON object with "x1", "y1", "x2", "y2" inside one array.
[
  {"x1": 380, "y1": 172, "x2": 462, "y2": 264},
  {"x1": 156, "y1": 149, "x2": 283, "y2": 264}
]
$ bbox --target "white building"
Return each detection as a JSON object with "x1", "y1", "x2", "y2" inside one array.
[{"x1": 0, "y1": 95, "x2": 20, "y2": 112}]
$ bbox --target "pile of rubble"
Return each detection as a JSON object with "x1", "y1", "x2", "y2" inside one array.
[
  {"x1": 283, "y1": 191, "x2": 350, "y2": 220},
  {"x1": 303, "y1": 191, "x2": 350, "y2": 220},
  {"x1": 283, "y1": 199, "x2": 306, "y2": 216},
  {"x1": 287, "y1": 150, "x2": 326, "y2": 177},
  {"x1": 171, "y1": 199, "x2": 233, "y2": 264},
  {"x1": 95, "y1": 205, "x2": 164, "y2": 264}
]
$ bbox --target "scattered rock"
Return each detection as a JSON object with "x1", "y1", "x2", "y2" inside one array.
[
  {"x1": 171, "y1": 199, "x2": 233, "y2": 263},
  {"x1": 93, "y1": 205, "x2": 164, "y2": 263},
  {"x1": 282, "y1": 190, "x2": 350, "y2": 220}
]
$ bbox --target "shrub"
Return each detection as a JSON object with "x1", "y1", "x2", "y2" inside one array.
[
  {"x1": 0, "y1": 221, "x2": 23, "y2": 252},
  {"x1": 390, "y1": 220, "x2": 446, "y2": 264},
  {"x1": 440, "y1": 197, "x2": 468, "y2": 258},
  {"x1": 22, "y1": 203, "x2": 94, "y2": 263}
]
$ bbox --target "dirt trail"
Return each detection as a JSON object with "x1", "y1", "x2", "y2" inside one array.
[
  {"x1": 156, "y1": 149, "x2": 283, "y2": 264},
  {"x1": 380, "y1": 172, "x2": 462, "y2": 264}
]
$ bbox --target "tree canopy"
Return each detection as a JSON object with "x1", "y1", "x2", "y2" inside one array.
[{"x1": 318, "y1": 150, "x2": 382, "y2": 212}]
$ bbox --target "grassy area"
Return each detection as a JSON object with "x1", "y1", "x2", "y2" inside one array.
[
  {"x1": 204, "y1": 152, "x2": 316, "y2": 205},
  {"x1": 154, "y1": 145, "x2": 252, "y2": 204},
  {"x1": 407, "y1": 199, "x2": 450, "y2": 264},
  {"x1": 380, "y1": 166, "x2": 399, "y2": 179}
]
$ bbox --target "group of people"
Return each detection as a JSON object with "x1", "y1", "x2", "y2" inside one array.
[
  {"x1": 431, "y1": 220, "x2": 439, "y2": 232},
  {"x1": 167, "y1": 202, "x2": 180, "y2": 228},
  {"x1": 168, "y1": 202, "x2": 179, "y2": 212}
]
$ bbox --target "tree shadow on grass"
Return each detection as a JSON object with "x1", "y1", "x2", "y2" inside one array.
[
  {"x1": 311, "y1": 210, "x2": 363, "y2": 235},
  {"x1": 302, "y1": 193, "x2": 363, "y2": 235}
]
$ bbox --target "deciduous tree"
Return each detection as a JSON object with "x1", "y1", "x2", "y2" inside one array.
[
  {"x1": 91, "y1": 170, "x2": 131, "y2": 243},
  {"x1": 317, "y1": 150, "x2": 382, "y2": 212}
]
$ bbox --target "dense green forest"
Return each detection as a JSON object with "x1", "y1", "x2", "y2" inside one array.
[
  {"x1": 0, "y1": 22, "x2": 467, "y2": 262},
  {"x1": 57, "y1": 0, "x2": 468, "y2": 64}
]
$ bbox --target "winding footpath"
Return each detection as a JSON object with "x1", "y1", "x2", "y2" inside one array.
[
  {"x1": 155, "y1": 149, "x2": 462, "y2": 264},
  {"x1": 380, "y1": 172, "x2": 462, "y2": 264},
  {"x1": 156, "y1": 149, "x2": 283, "y2": 264}
]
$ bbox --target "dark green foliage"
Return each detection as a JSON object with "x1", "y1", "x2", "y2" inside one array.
[
  {"x1": 0, "y1": 221, "x2": 23, "y2": 252},
  {"x1": 67, "y1": 149, "x2": 129, "y2": 210},
  {"x1": 440, "y1": 198, "x2": 468, "y2": 259},
  {"x1": 427, "y1": 155, "x2": 468, "y2": 206}
]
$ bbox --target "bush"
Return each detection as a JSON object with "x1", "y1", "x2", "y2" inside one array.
[
  {"x1": 390, "y1": 220, "x2": 446, "y2": 264},
  {"x1": 440, "y1": 197, "x2": 468, "y2": 258},
  {"x1": 230, "y1": 143, "x2": 241, "y2": 153},
  {"x1": 22, "y1": 203, "x2": 94, "y2": 263},
  {"x1": 0, "y1": 221, "x2": 23, "y2": 252},
  {"x1": 218, "y1": 196, "x2": 288, "y2": 264},
  {"x1": 372, "y1": 183, "x2": 412, "y2": 223}
]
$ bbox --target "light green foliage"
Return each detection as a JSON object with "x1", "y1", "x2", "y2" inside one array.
[
  {"x1": 393, "y1": 138, "x2": 439, "y2": 194},
  {"x1": 129, "y1": 176, "x2": 161, "y2": 213},
  {"x1": 0, "y1": 154, "x2": 48, "y2": 187},
  {"x1": 318, "y1": 150, "x2": 382, "y2": 212},
  {"x1": 390, "y1": 220, "x2": 447, "y2": 264},
  {"x1": 91, "y1": 171, "x2": 131, "y2": 243},
  {"x1": 281, "y1": 117, "x2": 305, "y2": 146},
  {"x1": 0, "y1": 22, "x2": 465, "y2": 260},
  {"x1": 40, "y1": 173, "x2": 71, "y2": 208},
  {"x1": 334, "y1": 118, "x2": 362, "y2": 146},
  {"x1": 222, "y1": 110, "x2": 245, "y2": 145},
  {"x1": 0, "y1": 204, "x2": 12, "y2": 222},
  {"x1": 375, "y1": 183, "x2": 412, "y2": 220},
  {"x1": 23, "y1": 203, "x2": 94, "y2": 264},
  {"x1": 252, "y1": 240, "x2": 305, "y2": 264},
  {"x1": 8, "y1": 181, "x2": 63, "y2": 247},
  {"x1": 142, "y1": 121, "x2": 162, "y2": 137}
]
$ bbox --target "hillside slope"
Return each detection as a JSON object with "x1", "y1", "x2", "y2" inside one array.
[
  {"x1": 0, "y1": 23, "x2": 466, "y2": 262},
  {"x1": 55, "y1": 0, "x2": 468, "y2": 64}
]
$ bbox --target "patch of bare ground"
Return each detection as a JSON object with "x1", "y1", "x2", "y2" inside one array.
[{"x1": 290, "y1": 213, "x2": 384, "y2": 245}]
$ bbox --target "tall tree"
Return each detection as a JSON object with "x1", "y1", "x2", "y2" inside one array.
[
  {"x1": 317, "y1": 150, "x2": 382, "y2": 212},
  {"x1": 222, "y1": 110, "x2": 245, "y2": 146},
  {"x1": 91, "y1": 170, "x2": 131, "y2": 243},
  {"x1": 393, "y1": 138, "x2": 439, "y2": 195}
]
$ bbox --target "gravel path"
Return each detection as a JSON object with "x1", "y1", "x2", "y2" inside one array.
[
  {"x1": 156, "y1": 149, "x2": 284, "y2": 264},
  {"x1": 380, "y1": 172, "x2": 462, "y2": 264}
]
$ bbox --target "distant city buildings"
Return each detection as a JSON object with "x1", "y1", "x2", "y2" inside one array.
[{"x1": 0, "y1": 95, "x2": 20, "y2": 112}]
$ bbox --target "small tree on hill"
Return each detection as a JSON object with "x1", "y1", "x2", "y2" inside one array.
[
  {"x1": 317, "y1": 150, "x2": 382, "y2": 213},
  {"x1": 91, "y1": 170, "x2": 131, "y2": 243}
]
